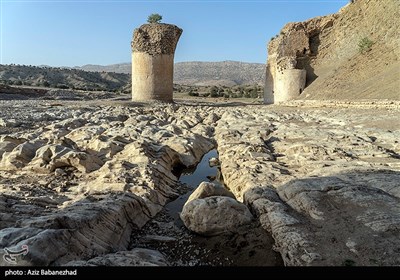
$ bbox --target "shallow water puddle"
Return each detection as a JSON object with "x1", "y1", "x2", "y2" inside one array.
[
  {"x1": 179, "y1": 149, "x2": 221, "y2": 188},
  {"x1": 166, "y1": 148, "x2": 222, "y2": 224}
]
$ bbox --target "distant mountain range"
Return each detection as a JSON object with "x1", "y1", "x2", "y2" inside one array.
[
  {"x1": 175, "y1": 61, "x2": 265, "y2": 86},
  {"x1": 75, "y1": 61, "x2": 266, "y2": 86},
  {"x1": 0, "y1": 61, "x2": 265, "y2": 91},
  {"x1": 74, "y1": 63, "x2": 131, "y2": 74}
]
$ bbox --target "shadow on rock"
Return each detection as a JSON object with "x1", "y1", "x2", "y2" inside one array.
[{"x1": 244, "y1": 169, "x2": 400, "y2": 266}]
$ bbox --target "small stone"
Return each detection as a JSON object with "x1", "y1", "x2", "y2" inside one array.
[
  {"x1": 209, "y1": 157, "x2": 220, "y2": 167},
  {"x1": 54, "y1": 168, "x2": 66, "y2": 177},
  {"x1": 140, "y1": 235, "x2": 177, "y2": 243}
]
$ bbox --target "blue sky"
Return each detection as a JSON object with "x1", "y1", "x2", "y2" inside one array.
[{"x1": 0, "y1": 0, "x2": 347, "y2": 67}]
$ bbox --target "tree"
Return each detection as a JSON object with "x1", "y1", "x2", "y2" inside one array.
[
  {"x1": 210, "y1": 86, "x2": 219, "y2": 98},
  {"x1": 147, "y1": 13, "x2": 162, "y2": 24}
]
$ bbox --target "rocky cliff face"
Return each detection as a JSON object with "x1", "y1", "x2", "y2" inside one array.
[{"x1": 264, "y1": 0, "x2": 400, "y2": 103}]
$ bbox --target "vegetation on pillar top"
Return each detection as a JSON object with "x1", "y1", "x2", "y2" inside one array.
[{"x1": 147, "y1": 13, "x2": 162, "y2": 24}]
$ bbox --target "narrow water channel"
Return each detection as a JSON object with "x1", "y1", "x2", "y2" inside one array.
[{"x1": 130, "y1": 148, "x2": 283, "y2": 266}]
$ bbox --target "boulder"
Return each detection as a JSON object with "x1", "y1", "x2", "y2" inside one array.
[
  {"x1": 0, "y1": 118, "x2": 21, "y2": 128},
  {"x1": 180, "y1": 196, "x2": 253, "y2": 236}
]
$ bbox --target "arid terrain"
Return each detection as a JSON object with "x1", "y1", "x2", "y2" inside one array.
[{"x1": 0, "y1": 89, "x2": 399, "y2": 266}]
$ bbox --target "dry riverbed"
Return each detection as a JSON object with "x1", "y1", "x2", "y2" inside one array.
[{"x1": 0, "y1": 93, "x2": 399, "y2": 266}]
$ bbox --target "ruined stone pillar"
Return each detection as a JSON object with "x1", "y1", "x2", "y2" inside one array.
[
  {"x1": 131, "y1": 23, "x2": 183, "y2": 102},
  {"x1": 274, "y1": 69, "x2": 306, "y2": 103},
  {"x1": 263, "y1": 24, "x2": 310, "y2": 104}
]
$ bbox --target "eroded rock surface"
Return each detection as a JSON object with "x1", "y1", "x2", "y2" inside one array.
[
  {"x1": 0, "y1": 97, "x2": 399, "y2": 266},
  {"x1": 0, "y1": 101, "x2": 214, "y2": 265},
  {"x1": 131, "y1": 23, "x2": 183, "y2": 55},
  {"x1": 215, "y1": 104, "x2": 400, "y2": 265}
]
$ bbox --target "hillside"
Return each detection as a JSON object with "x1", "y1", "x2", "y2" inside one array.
[
  {"x1": 265, "y1": 0, "x2": 399, "y2": 101},
  {"x1": 77, "y1": 61, "x2": 265, "y2": 86},
  {"x1": 0, "y1": 64, "x2": 130, "y2": 92},
  {"x1": 174, "y1": 61, "x2": 265, "y2": 86}
]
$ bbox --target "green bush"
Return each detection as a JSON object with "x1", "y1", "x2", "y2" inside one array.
[
  {"x1": 188, "y1": 90, "x2": 199, "y2": 97},
  {"x1": 147, "y1": 13, "x2": 162, "y2": 24},
  {"x1": 209, "y1": 86, "x2": 219, "y2": 97},
  {"x1": 358, "y1": 37, "x2": 374, "y2": 53},
  {"x1": 270, "y1": 34, "x2": 279, "y2": 41},
  {"x1": 210, "y1": 91, "x2": 219, "y2": 98}
]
